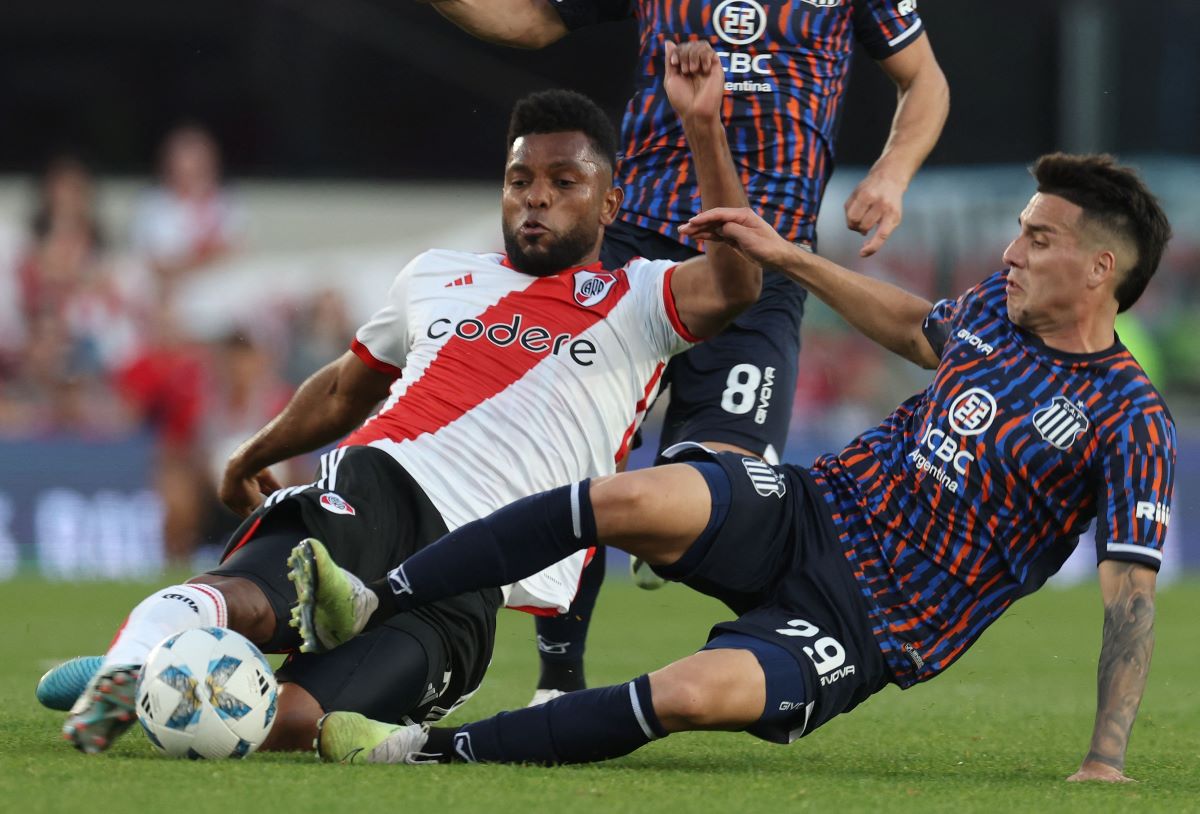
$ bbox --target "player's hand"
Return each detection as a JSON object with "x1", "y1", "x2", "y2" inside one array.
[
  {"x1": 844, "y1": 170, "x2": 906, "y2": 257},
  {"x1": 1066, "y1": 761, "x2": 1136, "y2": 783},
  {"x1": 664, "y1": 39, "x2": 725, "y2": 122},
  {"x1": 680, "y1": 206, "x2": 794, "y2": 268},
  {"x1": 219, "y1": 460, "x2": 283, "y2": 518}
]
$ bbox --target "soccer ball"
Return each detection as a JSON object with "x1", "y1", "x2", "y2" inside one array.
[
  {"x1": 136, "y1": 627, "x2": 278, "y2": 759},
  {"x1": 629, "y1": 555, "x2": 666, "y2": 590}
]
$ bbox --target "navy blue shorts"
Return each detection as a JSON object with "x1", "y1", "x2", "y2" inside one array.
[
  {"x1": 655, "y1": 446, "x2": 890, "y2": 743},
  {"x1": 601, "y1": 219, "x2": 807, "y2": 462}
]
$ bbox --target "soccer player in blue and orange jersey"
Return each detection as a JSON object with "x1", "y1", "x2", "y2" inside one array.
[
  {"x1": 304, "y1": 154, "x2": 1173, "y2": 783},
  {"x1": 419, "y1": 0, "x2": 949, "y2": 703}
]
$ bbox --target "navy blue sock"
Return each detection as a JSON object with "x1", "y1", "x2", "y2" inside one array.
[
  {"x1": 534, "y1": 547, "x2": 605, "y2": 692},
  {"x1": 425, "y1": 674, "x2": 667, "y2": 765},
  {"x1": 373, "y1": 481, "x2": 597, "y2": 615}
]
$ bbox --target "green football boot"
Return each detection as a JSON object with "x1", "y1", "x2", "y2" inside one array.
[
  {"x1": 315, "y1": 712, "x2": 432, "y2": 765},
  {"x1": 287, "y1": 538, "x2": 378, "y2": 653}
]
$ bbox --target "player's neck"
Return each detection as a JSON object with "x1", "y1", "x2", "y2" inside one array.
[{"x1": 1035, "y1": 315, "x2": 1117, "y2": 355}]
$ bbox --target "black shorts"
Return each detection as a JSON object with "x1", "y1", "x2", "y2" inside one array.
[
  {"x1": 211, "y1": 445, "x2": 501, "y2": 724},
  {"x1": 658, "y1": 446, "x2": 889, "y2": 742},
  {"x1": 602, "y1": 218, "x2": 806, "y2": 461}
]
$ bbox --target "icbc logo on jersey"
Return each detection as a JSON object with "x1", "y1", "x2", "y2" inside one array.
[
  {"x1": 713, "y1": 0, "x2": 775, "y2": 92},
  {"x1": 573, "y1": 271, "x2": 617, "y2": 307},
  {"x1": 714, "y1": 0, "x2": 767, "y2": 45},
  {"x1": 948, "y1": 388, "x2": 997, "y2": 436}
]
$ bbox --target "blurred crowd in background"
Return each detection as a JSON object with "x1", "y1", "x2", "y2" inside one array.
[
  {"x1": 2, "y1": 125, "x2": 1198, "y2": 569},
  {"x1": 0, "y1": 126, "x2": 355, "y2": 564}
]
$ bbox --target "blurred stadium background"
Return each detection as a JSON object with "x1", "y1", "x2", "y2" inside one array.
[{"x1": 1, "y1": 0, "x2": 1197, "y2": 583}]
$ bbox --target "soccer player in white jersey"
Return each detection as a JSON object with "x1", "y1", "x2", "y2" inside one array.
[{"x1": 57, "y1": 41, "x2": 758, "y2": 756}]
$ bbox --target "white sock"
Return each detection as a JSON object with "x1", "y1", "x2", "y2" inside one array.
[{"x1": 102, "y1": 584, "x2": 228, "y2": 670}]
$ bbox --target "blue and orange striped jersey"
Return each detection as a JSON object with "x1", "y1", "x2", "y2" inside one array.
[
  {"x1": 554, "y1": 0, "x2": 925, "y2": 246},
  {"x1": 807, "y1": 271, "x2": 1176, "y2": 688}
]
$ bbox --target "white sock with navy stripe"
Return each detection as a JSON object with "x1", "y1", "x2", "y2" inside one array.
[{"x1": 102, "y1": 584, "x2": 227, "y2": 670}]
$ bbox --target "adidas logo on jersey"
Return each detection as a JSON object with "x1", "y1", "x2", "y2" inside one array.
[{"x1": 444, "y1": 274, "x2": 474, "y2": 288}]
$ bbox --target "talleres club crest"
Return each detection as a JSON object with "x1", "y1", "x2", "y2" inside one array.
[
  {"x1": 1032, "y1": 396, "x2": 1090, "y2": 450},
  {"x1": 574, "y1": 271, "x2": 618, "y2": 307}
]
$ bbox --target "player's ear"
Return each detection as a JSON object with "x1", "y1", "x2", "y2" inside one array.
[
  {"x1": 1088, "y1": 248, "x2": 1117, "y2": 291},
  {"x1": 600, "y1": 185, "x2": 624, "y2": 226}
]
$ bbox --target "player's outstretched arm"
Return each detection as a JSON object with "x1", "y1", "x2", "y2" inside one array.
[
  {"x1": 220, "y1": 351, "x2": 395, "y2": 516},
  {"x1": 681, "y1": 207, "x2": 939, "y2": 368},
  {"x1": 1069, "y1": 560, "x2": 1158, "y2": 783},
  {"x1": 417, "y1": 0, "x2": 568, "y2": 49},
  {"x1": 665, "y1": 40, "x2": 761, "y2": 340},
  {"x1": 844, "y1": 34, "x2": 949, "y2": 258}
]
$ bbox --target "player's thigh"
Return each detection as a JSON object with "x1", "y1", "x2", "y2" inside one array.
[
  {"x1": 590, "y1": 464, "x2": 713, "y2": 563},
  {"x1": 648, "y1": 648, "x2": 766, "y2": 732},
  {"x1": 660, "y1": 271, "x2": 805, "y2": 462},
  {"x1": 646, "y1": 451, "x2": 797, "y2": 610}
]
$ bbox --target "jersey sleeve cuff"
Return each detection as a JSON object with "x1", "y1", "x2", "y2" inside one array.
[
  {"x1": 1099, "y1": 541, "x2": 1164, "y2": 572},
  {"x1": 864, "y1": 16, "x2": 924, "y2": 61},
  {"x1": 350, "y1": 338, "x2": 403, "y2": 377},
  {"x1": 662, "y1": 265, "x2": 703, "y2": 343}
]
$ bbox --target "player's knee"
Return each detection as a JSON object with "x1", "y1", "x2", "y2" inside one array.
[
  {"x1": 187, "y1": 574, "x2": 276, "y2": 644},
  {"x1": 589, "y1": 472, "x2": 658, "y2": 529},
  {"x1": 648, "y1": 673, "x2": 726, "y2": 730}
]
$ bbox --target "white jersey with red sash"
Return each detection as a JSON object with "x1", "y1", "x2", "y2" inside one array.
[{"x1": 344, "y1": 249, "x2": 696, "y2": 612}]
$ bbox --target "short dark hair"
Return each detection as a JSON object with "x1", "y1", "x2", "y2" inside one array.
[
  {"x1": 507, "y1": 89, "x2": 618, "y2": 173},
  {"x1": 1032, "y1": 153, "x2": 1172, "y2": 312}
]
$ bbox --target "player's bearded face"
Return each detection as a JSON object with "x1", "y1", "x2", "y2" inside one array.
[{"x1": 502, "y1": 132, "x2": 611, "y2": 277}]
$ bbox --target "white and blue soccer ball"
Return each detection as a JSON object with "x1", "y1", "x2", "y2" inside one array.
[{"x1": 136, "y1": 627, "x2": 278, "y2": 759}]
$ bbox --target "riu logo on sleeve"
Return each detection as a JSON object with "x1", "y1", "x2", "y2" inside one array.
[{"x1": 1135, "y1": 501, "x2": 1171, "y2": 527}]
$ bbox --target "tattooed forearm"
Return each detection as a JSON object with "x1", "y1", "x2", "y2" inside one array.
[{"x1": 1087, "y1": 561, "x2": 1156, "y2": 771}]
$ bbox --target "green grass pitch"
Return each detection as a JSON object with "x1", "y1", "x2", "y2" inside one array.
[{"x1": 3, "y1": 576, "x2": 1198, "y2": 813}]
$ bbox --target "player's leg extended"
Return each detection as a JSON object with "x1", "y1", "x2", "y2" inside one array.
[
  {"x1": 62, "y1": 516, "x2": 307, "y2": 754},
  {"x1": 260, "y1": 613, "x2": 474, "y2": 752},
  {"x1": 318, "y1": 646, "x2": 785, "y2": 765},
  {"x1": 289, "y1": 465, "x2": 714, "y2": 653},
  {"x1": 317, "y1": 454, "x2": 808, "y2": 764}
]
